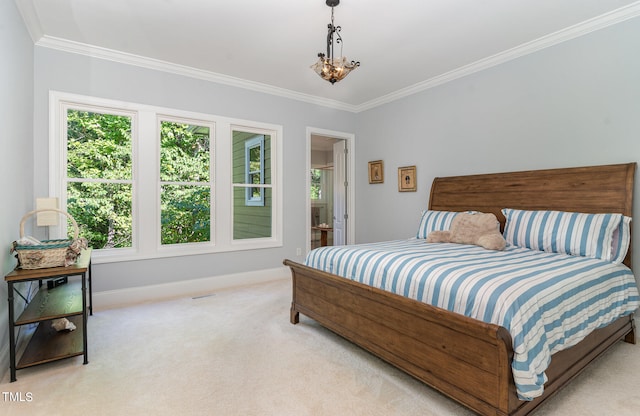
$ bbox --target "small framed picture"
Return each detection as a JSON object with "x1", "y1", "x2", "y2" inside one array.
[
  {"x1": 368, "y1": 160, "x2": 384, "y2": 184},
  {"x1": 398, "y1": 165, "x2": 417, "y2": 192}
]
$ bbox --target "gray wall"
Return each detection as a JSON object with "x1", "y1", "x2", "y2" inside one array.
[
  {"x1": 0, "y1": 0, "x2": 35, "y2": 373},
  {"x1": 32, "y1": 47, "x2": 356, "y2": 293},
  {"x1": 354, "y1": 17, "x2": 640, "y2": 267}
]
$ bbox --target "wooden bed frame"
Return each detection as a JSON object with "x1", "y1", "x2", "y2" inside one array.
[{"x1": 284, "y1": 163, "x2": 637, "y2": 416}]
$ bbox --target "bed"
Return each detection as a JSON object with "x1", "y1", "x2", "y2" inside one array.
[{"x1": 283, "y1": 162, "x2": 639, "y2": 416}]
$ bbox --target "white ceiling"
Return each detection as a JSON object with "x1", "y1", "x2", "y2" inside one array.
[{"x1": 15, "y1": 0, "x2": 640, "y2": 111}]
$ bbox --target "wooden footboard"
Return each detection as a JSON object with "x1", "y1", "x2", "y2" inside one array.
[{"x1": 284, "y1": 259, "x2": 636, "y2": 416}]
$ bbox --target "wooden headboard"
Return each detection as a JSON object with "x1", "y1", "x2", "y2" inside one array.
[{"x1": 428, "y1": 163, "x2": 636, "y2": 268}]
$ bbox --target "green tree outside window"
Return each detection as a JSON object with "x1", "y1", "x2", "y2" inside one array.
[{"x1": 66, "y1": 109, "x2": 133, "y2": 249}]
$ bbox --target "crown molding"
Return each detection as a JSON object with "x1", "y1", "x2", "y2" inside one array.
[
  {"x1": 35, "y1": 36, "x2": 360, "y2": 113},
  {"x1": 355, "y1": 2, "x2": 640, "y2": 112},
  {"x1": 26, "y1": 1, "x2": 640, "y2": 113}
]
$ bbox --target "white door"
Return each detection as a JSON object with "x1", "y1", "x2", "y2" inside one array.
[{"x1": 333, "y1": 140, "x2": 347, "y2": 245}]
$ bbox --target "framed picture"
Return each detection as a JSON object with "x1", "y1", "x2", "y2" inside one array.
[
  {"x1": 398, "y1": 165, "x2": 417, "y2": 192},
  {"x1": 368, "y1": 160, "x2": 384, "y2": 184}
]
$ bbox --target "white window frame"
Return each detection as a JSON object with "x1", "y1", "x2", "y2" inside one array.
[{"x1": 49, "y1": 91, "x2": 283, "y2": 263}]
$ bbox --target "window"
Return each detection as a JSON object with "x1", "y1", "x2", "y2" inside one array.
[
  {"x1": 50, "y1": 92, "x2": 282, "y2": 262},
  {"x1": 232, "y1": 128, "x2": 273, "y2": 240},
  {"x1": 159, "y1": 119, "x2": 212, "y2": 245},
  {"x1": 310, "y1": 169, "x2": 322, "y2": 200},
  {"x1": 244, "y1": 135, "x2": 264, "y2": 206},
  {"x1": 65, "y1": 108, "x2": 134, "y2": 249}
]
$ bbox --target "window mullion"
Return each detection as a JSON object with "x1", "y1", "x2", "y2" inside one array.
[
  {"x1": 137, "y1": 110, "x2": 158, "y2": 255},
  {"x1": 214, "y1": 121, "x2": 232, "y2": 249}
]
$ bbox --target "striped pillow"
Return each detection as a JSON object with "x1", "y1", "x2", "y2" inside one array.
[
  {"x1": 416, "y1": 210, "x2": 460, "y2": 239},
  {"x1": 611, "y1": 216, "x2": 632, "y2": 265},
  {"x1": 502, "y1": 208, "x2": 622, "y2": 261}
]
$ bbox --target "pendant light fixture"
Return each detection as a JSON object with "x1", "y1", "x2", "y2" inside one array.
[{"x1": 310, "y1": 0, "x2": 360, "y2": 84}]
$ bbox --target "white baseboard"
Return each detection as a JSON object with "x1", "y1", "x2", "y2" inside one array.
[{"x1": 93, "y1": 266, "x2": 291, "y2": 310}]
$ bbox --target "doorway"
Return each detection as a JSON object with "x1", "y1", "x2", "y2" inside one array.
[{"x1": 307, "y1": 128, "x2": 355, "y2": 253}]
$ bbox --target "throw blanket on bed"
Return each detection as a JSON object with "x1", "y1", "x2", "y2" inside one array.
[{"x1": 305, "y1": 239, "x2": 640, "y2": 400}]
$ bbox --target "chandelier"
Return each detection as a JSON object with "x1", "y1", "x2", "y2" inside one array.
[{"x1": 311, "y1": 0, "x2": 360, "y2": 84}]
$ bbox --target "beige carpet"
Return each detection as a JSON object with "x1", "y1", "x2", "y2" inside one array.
[{"x1": 2, "y1": 278, "x2": 640, "y2": 415}]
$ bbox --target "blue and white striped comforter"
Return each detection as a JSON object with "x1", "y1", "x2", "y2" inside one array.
[{"x1": 305, "y1": 239, "x2": 640, "y2": 400}]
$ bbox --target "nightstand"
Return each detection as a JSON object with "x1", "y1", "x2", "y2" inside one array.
[{"x1": 4, "y1": 249, "x2": 92, "y2": 382}]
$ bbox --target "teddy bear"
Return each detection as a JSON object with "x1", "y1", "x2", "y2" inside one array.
[{"x1": 426, "y1": 212, "x2": 506, "y2": 251}]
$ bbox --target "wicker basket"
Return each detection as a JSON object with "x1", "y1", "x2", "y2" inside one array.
[{"x1": 12, "y1": 209, "x2": 80, "y2": 270}]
